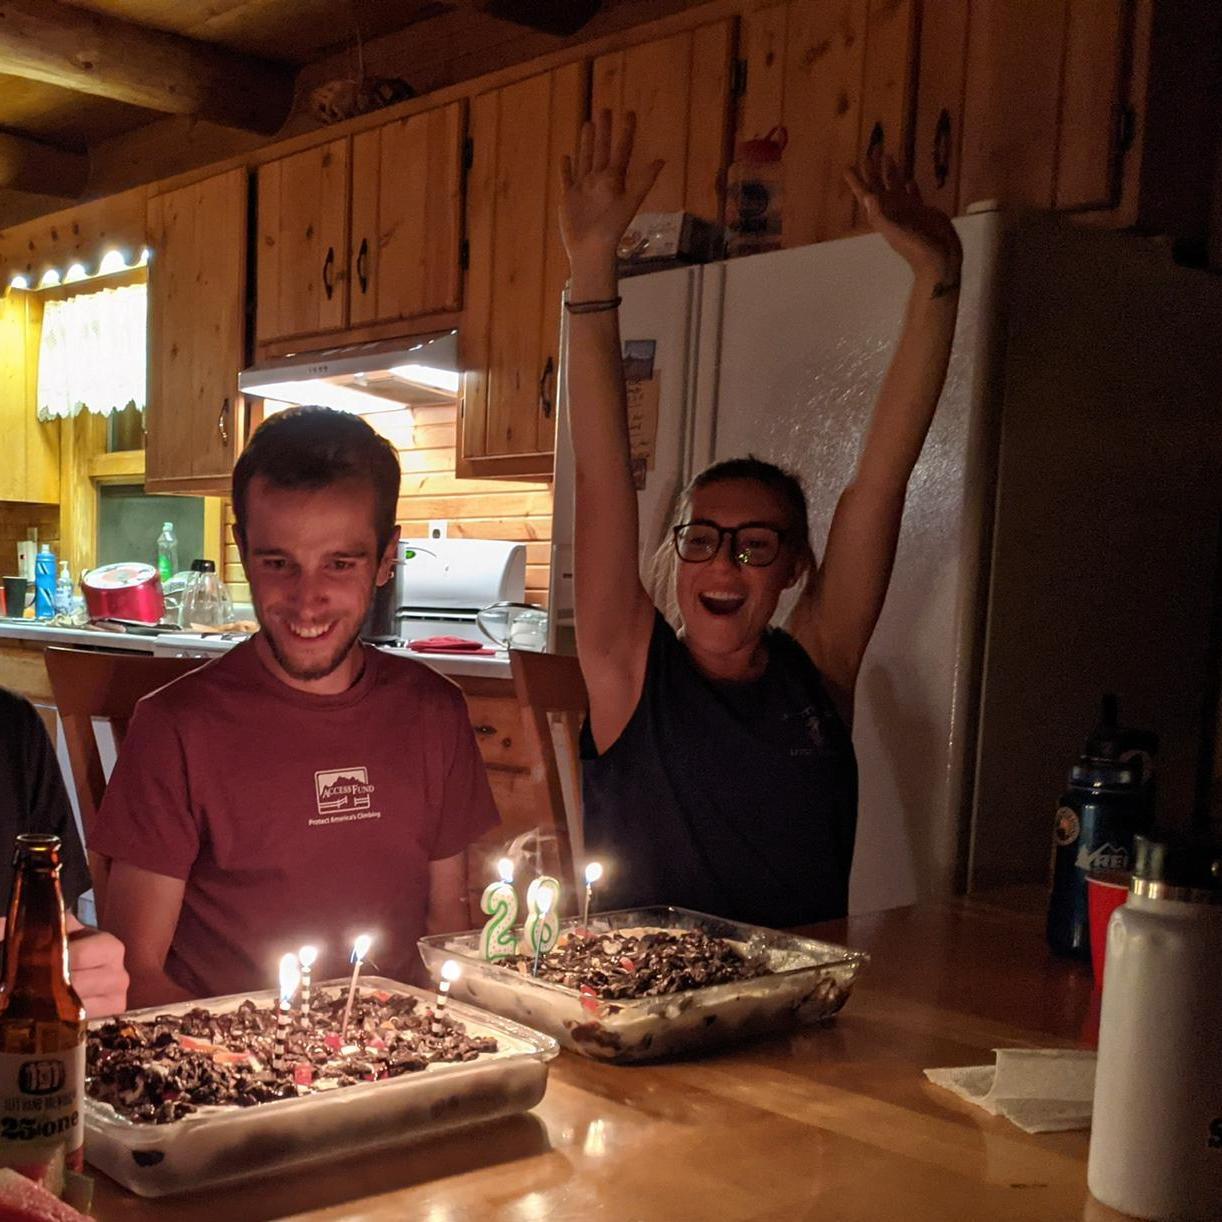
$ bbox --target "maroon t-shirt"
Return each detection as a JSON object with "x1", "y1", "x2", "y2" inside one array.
[{"x1": 92, "y1": 641, "x2": 499, "y2": 998}]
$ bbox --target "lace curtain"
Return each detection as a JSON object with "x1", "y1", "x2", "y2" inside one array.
[{"x1": 36, "y1": 282, "x2": 148, "y2": 420}]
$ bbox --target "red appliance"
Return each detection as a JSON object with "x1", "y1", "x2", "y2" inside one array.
[{"x1": 82, "y1": 563, "x2": 166, "y2": 625}]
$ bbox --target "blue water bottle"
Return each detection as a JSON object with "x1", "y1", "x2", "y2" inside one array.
[{"x1": 33, "y1": 545, "x2": 56, "y2": 620}]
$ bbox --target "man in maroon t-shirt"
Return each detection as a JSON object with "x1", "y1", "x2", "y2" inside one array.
[{"x1": 94, "y1": 409, "x2": 499, "y2": 1005}]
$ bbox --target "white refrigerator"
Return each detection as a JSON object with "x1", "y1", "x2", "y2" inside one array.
[{"x1": 549, "y1": 211, "x2": 1222, "y2": 915}]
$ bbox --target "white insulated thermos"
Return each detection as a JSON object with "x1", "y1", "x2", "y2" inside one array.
[{"x1": 1088, "y1": 834, "x2": 1222, "y2": 1220}]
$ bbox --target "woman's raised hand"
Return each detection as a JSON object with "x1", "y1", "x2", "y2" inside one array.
[
  {"x1": 845, "y1": 150, "x2": 962, "y2": 282},
  {"x1": 561, "y1": 109, "x2": 664, "y2": 268}
]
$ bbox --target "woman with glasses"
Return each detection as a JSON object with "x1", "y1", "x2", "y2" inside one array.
[{"x1": 560, "y1": 111, "x2": 962, "y2": 925}]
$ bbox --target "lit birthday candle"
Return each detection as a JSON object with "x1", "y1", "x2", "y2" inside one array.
[
  {"x1": 297, "y1": 945, "x2": 318, "y2": 1023},
  {"x1": 480, "y1": 856, "x2": 519, "y2": 962},
  {"x1": 581, "y1": 861, "x2": 603, "y2": 930},
  {"x1": 340, "y1": 932, "x2": 373, "y2": 1041},
  {"x1": 273, "y1": 952, "x2": 300, "y2": 1072},
  {"x1": 436, "y1": 959, "x2": 461, "y2": 1012},
  {"x1": 524, "y1": 875, "x2": 561, "y2": 976}
]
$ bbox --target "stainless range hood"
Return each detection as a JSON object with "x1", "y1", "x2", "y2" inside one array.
[{"x1": 238, "y1": 331, "x2": 460, "y2": 414}]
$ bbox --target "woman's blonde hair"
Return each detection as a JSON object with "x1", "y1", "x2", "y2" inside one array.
[{"x1": 649, "y1": 455, "x2": 817, "y2": 624}]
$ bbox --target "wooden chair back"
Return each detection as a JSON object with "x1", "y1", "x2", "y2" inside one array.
[
  {"x1": 43, "y1": 648, "x2": 202, "y2": 908},
  {"x1": 510, "y1": 650, "x2": 588, "y2": 892}
]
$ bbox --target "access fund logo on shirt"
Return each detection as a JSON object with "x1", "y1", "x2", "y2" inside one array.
[{"x1": 310, "y1": 767, "x2": 381, "y2": 827}]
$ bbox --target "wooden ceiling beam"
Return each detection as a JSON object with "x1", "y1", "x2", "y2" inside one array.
[
  {"x1": 0, "y1": 130, "x2": 88, "y2": 196},
  {"x1": 0, "y1": 0, "x2": 295, "y2": 135}
]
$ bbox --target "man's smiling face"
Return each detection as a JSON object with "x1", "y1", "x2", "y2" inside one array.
[{"x1": 240, "y1": 475, "x2": 398, "y2": 693}]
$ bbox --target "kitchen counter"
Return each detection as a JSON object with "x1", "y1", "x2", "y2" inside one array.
[
  {"x1": 0, "y1": 619, "x2": 163, "y2": 652},
  {"x1": 0, "y1": 619, "x2": 513, "y2": 680},
  {"x1": 89, "y1": 892, "x2": 1126, "y2": 1221}
]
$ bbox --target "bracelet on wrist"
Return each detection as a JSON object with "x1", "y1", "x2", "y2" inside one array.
[{"x1": 565, "y1": 296, "x2": 622, "y2": 315}]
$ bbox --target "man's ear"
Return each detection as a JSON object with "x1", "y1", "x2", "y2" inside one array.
[{"x1": 377, "y1": 525, "x2": 402, "y2": 587}]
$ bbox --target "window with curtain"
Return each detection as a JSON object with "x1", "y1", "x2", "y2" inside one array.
[{"x1": 36, "y1": 282, "x2": 147, "y2": 421}]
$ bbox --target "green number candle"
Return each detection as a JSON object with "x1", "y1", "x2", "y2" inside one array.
[{"x1": 480, "y1": 857, "x2": 520, "y2": 961}]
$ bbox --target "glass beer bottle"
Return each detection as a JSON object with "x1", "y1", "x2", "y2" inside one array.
[{"x1": 0, "y1": 834, "x2": 86, "y2": 1179}]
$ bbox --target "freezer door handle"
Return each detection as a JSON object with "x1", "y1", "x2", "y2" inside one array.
[{"x1": 538, "y1": 355, "x2": 555, "y2": 418}]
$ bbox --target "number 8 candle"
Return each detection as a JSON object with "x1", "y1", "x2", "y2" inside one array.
[
  {"x1": 523, "y1": 875, "x2": 561, "y2": 972},
  {"x1": 480, "y1": 857, "x2": 519, "y2": 961}
]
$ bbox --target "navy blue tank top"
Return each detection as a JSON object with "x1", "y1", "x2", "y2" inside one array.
[{"x1": 581, "y1": 612, "x2": 858, "y2": 927}]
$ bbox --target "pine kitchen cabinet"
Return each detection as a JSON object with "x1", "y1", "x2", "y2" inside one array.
[
  {"x1": 736, "y1": 0, "x2": 918, "y2": 247},
  {"x1": 255, "y1": 102, "x2": 466, "y2": 347},
  {"x1": 145, "y1": 169, "x2": 248, "y2": 494},
  {"x1": 590, "y1": 21, "x2": 735, "y2": 223},
  {"x1": 458, "y1": 64, "x2": 586, "y2": 480},
  {"x1": 0, "y1": 291, "x2": 59, "y2": 504}
]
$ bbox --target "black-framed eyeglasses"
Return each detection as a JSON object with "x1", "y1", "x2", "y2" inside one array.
[{"x1": 672, "y1": 521, "x2": 786, "y2": 567}]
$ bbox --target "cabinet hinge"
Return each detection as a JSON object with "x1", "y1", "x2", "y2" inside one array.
[
  {"x1": 1117, "y1": 104, "x2": 1137, "y2": 154},
  {"x1": 731, "y1": 59, "x2": 748, "y2": 99},
  {"x1": 460, "y1": 239, "x2": 470, "y2": 270},
  {"x1": 462, "y1": 137, "x2": 474, "y2": 171}
]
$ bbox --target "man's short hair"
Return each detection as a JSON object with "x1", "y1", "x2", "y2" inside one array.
[{"x1": 232, "y1": 407, "x2": 401, "y2": 553}]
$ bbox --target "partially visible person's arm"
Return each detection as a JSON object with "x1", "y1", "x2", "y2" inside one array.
[
  {"x1": 64, "y1": 916, "x2": 129, "y2": 1017},
  {"x1": 789, "y1": 153, "x2": 962, "y2": 719},
  {"x1": 426, "y1": 851, "x2": 470, "y2": 935},
  {"x1": 99, "y1": 862, "x2": 192, "y2": 1007},
  {"x1": 560, "y1": 110, "x2": 664, "y2": 750},
  {"x1": 14, "y1": 697, "x2": 91, "y2": 910}
]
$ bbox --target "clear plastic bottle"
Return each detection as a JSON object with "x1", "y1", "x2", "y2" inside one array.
[
  {"x1": 156, "y1": 522, "x2": 178, "y2": 584},
  {"x1": 54, "y1": 561, "x2": 73, "y2": 617},
  {"x1": 180, "y1": 559, "x2": 232, "y2": 629}
]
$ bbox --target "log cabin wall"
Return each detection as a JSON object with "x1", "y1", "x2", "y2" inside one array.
[{"x1": 221, "y1": 404, "x2": 553, "y2": 610}]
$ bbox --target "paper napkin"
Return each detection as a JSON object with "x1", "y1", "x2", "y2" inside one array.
[{"x1": 924, "y1": 1048, "x2": 1096, "y2": 1133}]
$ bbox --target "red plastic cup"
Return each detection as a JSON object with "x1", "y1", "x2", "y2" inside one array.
[{"x1": 1087, "y1": 870, "x2": 1131, "y2": 987}]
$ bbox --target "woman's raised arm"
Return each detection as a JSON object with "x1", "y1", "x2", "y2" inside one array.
[
  {"x1": 789, "y1": 152, "x2": 963, "y2": 718},
  {"x1": 560, "y1": 110, "x2": 664, "y2": 749}
]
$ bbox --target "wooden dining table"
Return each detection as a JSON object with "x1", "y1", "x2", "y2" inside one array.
[{"x1": 90, "y1": 890, "x2": 1136, "y2": 1221}]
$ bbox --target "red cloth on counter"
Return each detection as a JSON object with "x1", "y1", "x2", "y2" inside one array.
[
  {"x1": 92, "y1": 640, "x2": 499, "y2": 998},
  {"x1": 409, "y1": 636, "x2": 498, "y2": 655}
]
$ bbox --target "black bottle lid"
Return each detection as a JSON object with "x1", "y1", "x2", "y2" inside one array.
[
  {"x1": 1083, "y1": 693, "x2": 1158, "y2": 763},
  {"x1": 1069, "y1": 758, "x2": 1138, "y2": 789},
  {"x1": 1133, "y1": 833, "x2": 1222, "y2": 891},
  {"x1": 190, "y1": 559, "x2": 216, "y2": 573}
]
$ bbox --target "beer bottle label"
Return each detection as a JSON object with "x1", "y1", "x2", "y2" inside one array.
[{"x1": 0, "y1": 1044, "x2": 85, "y2": 1171}]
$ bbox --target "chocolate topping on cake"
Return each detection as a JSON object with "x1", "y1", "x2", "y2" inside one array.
[
  {"x1": 500, "y1": 929, "x2": 768, "y2": 999},
  {"x1": 87, "y1": 989, "x2": 497, "y2": 1125}
]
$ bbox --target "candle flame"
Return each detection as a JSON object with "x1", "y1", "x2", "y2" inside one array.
[
  {"x1": 538, "y1": 887, "x2": 555, "y2": 916},
  {"x1": 440, "y1": 959, "x2": 462, "y2": 984},
  {"x1": 497, "y1": 856, "x2": 514, "y2": 884},
  {"x1": 278, "y1": 952, "x2": 301, "y2": 1005},
  {"x1": 584, "y1": 861, "x2": 604, "y2": 885},
  {"x1": 298, "y1": 945, "x2": 318, "y2": 970},
  {"x1": 351, "y1": 933, "x2": 373, "y2": 964}
]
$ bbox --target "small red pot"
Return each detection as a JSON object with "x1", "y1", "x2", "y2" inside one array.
[{"x1": 82, "y1": 563, "x2": 166, "y2": 625}]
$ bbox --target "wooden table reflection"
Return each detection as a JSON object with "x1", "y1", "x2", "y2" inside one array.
[{"x1": 91, "y1": 891, "x2": 1134, "y2": 1221}]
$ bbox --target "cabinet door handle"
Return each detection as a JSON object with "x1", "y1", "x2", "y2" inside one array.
[
  {"x1": 217, "y1": 398, "x2": 230, "y2": 446},
  {"x1": 538, "y1": 355, "x2": 555, "y2": 419},
  {"x1": 473, "y1": 723, "x2": 497, "y2": 736},
  {"x1": 322, "y1": 246, "x2": 336, "y2": 300},
  {"x1": 933, "y1": 109, "x2": 953, "y2": 189},
  {"x1": 867, "y1": 120, "x2": 885, "y2": 161},
  {"x1": 356, "y1": 238, "x2": 370, "y2": 294}
]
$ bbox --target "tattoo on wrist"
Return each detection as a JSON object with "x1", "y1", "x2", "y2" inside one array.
[{"x1": 931, "y1": 277, "x2": 961, "y2": 299}]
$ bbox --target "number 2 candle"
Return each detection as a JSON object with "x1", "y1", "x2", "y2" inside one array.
[{"x1": 480, "y1": 857, "x2": 519, "y2": 961}]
